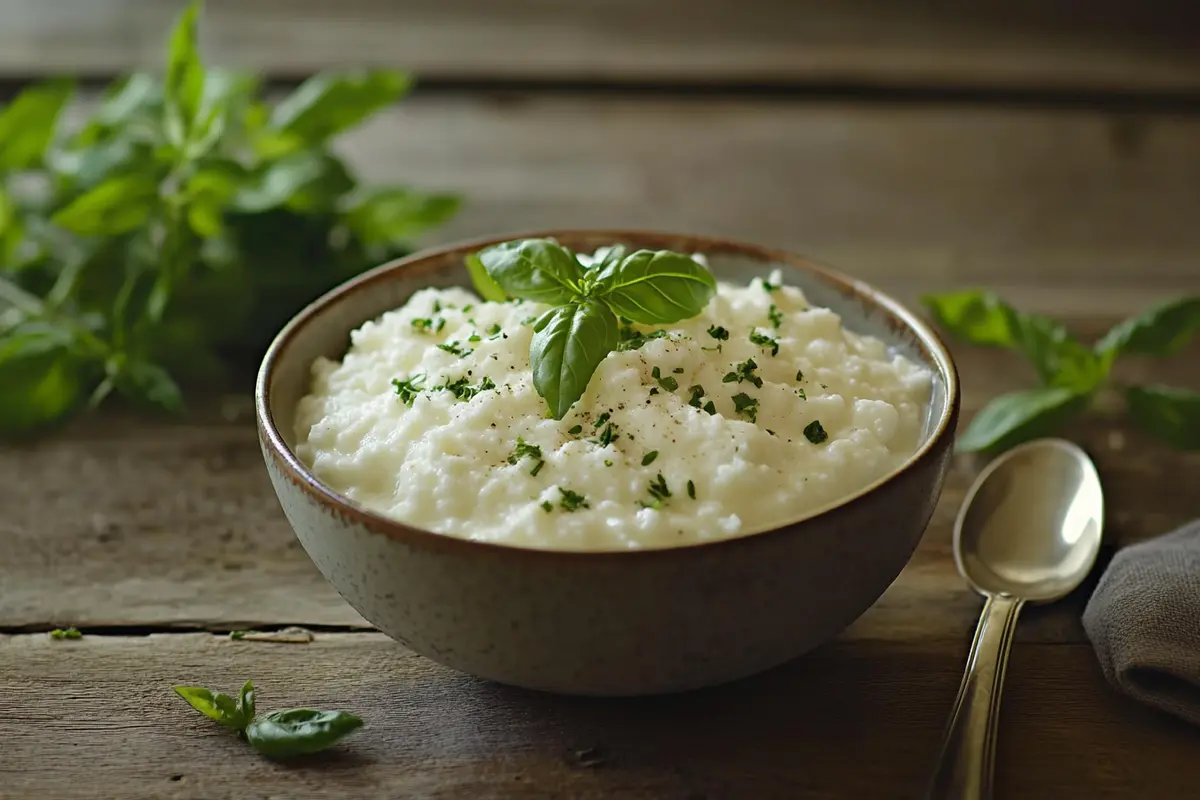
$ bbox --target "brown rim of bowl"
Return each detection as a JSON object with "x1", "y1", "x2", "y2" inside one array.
[{"x1": 256, "y1": 228, "x2": 961, "y2": 560}]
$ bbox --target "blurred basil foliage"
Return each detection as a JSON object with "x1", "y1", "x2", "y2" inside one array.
[{"x1": 0, "y1": 2, "x2": 459, "y2": 435}]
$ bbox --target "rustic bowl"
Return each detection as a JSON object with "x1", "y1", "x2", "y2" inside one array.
[{"x1": 256, "y1": 230, "x2": 960, "y2": 696}]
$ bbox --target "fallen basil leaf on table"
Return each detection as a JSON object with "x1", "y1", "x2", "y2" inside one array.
[
  {"x1": 244, "y1": 709, "x2": 365, "y2": 758},
  {"x1": 237, "y1": 680, "x2": 256, "y2": 722},
  {"x1": 49, "y1": 627, "x2": 82, "y2": 639},
  {"x1": 173, "y1": 686, "x2": 246, "y2": 732},
  {"x1": 1125, "y1": 385, "x2": 1200, "y2": 450},
  {"x1": 956, "y1": 387, "x2": 1092, "y2": 454}
]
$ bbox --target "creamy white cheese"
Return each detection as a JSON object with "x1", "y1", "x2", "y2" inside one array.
[{"x1": 294, "y1": 269, "x2": 932, "y2": 551}]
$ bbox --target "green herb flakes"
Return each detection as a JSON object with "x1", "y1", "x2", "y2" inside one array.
[
  {"x1": 437, "y1": 341, "x2": 472, "y2": 357},
  {"x1": 568, "y1": 424, "x2": 583, "y2": 436},
  {"x1": 642, "y1": 451, "x2": 659, "y2": 466},
  {"x1": 707, "y1": 325, "x2": 729, "y2": 341},
  {"x1": 795, "y1": 369, "x2": 804, "y2": 381},
  {"x1": 804, "y1": 420, "x2": 828, "y2": 444},
  {"x1": 703, "y1": 400, "x2": 717, "y2": 416},
  {"x1": 391, "y1": 375, "x2": 426, "y2": 406},
  {"x1": 768, "y1": 304, "x2": 784, "y2": 329},
  {"x1": 559, "y1": 488, "x2": 589, "y2": 512},
  {"x1": 750, "y1": 330, "x2": 780, "y2": 356},
  {"x1": 723, "y1": 358, "x2": 763, "y2": 388},
  {"x1": 687, "y1": 384, "x2": 706, "y2": 408},
  {"x1": 687, "y1": 480, "x2": 696, "y2": 499},
  {"x1": 508, "y1": 438, "x2": 544, "y2": 475},
  {"x1": 732, "y1": 393, "x2": 759, "y2": 423},
  {"x1": 651, "y1": 366, "x2": 678, "y2": 392},
  {"x1": 50, "y1": 627, "x2": 82, "y2": 640},
  {"x1": 541, "y1": 501, "x2": 553, "y2": 512}
]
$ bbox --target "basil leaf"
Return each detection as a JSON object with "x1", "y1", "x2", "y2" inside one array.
[
  {"x1": 0, "y1": 79, "x2": 75, "y2": 171},
  {"x1": 1125, "y1": 385, "x2": 1200, "y2": 450},
  {"x1": 52, "y1": 174, "x2": 160, "y2": 236},
  {"x1": 270, "y1": 71, "x2": 412, "y2": 145},
  {"x1": 1096, "y1": 297, "x2": 1200, "y2": 360},
  {"x1": 592, "y1": 249, "x2": 716, "y2": 325},
  {"x1": 465, "y1": 253, "x2": 506, "y2": 302},
  {"x1": 530, "y1": 301, "x2": 619, "y2": 419},
  {"x1": 477, "y1": 239, "x2": 582, "y2": 305},
  {"x1": 0, "y1": 335, "x2": 82, "y2": 435},
  {"x1": 922, "y1": 290, "x2": 1016, "y2": 348},
  {"x1": 163, "y1": 1, "x2": 205, "y2": 148},
  {"x1": 50, "y1": 138, "x2": 156, "y2": 194},
  {"x1": 956, "y1": 387, "x2": 1090, "y2": 454},
  {"x1": 231, "y1": 151, "x2": 334, "y2": 213},
  {"x1": 237, "y1": 680, "x2": 256, "y2": 723},
  {"x1": 114, "y1": 359, "x2": 183, "y2": 414},
  {"x1": 1010, "y1": 314, "x2": 1107, "y2": 392},
  {"x1": 172, "y1": 686, "x2": 247, "y2": 732},
  {"x1": 342, "y1": 188, "x2": 461, "y2": 248},
  {"x1": 244, "y1": 709, "x2": 364, "y2": 758}
]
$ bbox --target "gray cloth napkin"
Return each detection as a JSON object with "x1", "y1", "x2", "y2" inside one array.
[{"x1": 1083, "y1": 518, "x2": 1200, "y2": 725}]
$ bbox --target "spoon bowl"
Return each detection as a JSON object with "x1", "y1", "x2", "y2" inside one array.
[
  {"x1": 928, "y1": 438, "x2": 1105, "y2": 800},
  {"x1": 956, "y1": 438, "x2": 1104, "y2": 602}
]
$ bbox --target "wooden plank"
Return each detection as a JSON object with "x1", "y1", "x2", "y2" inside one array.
[
  {"x1": 1, "y1": 0, "x2": 1199, "y2": 92},
  {"x1": 1, "y1": 632, "x2": 1196, "y2": 799},
  {"x1": 1, "y1": 336, "x2": 1196, "y2": 633},
  {"x1": 341, "y1": 96, "x2": 1200, "y2": 313}
]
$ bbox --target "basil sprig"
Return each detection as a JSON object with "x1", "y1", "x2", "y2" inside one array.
[
  {"x1": 173, "y1": 681, "x2": 363, "y2": 758},
  {"x1": 924, "y1": 290, "x2": 1200, "y2": 454},
  {"x1": 472, "y1": 239, "x2": 716, "y2": 419}
]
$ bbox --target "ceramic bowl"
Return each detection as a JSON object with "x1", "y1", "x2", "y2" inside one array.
[{"x1": 256, "y1": 230, "x2": 960, "y2": 696}]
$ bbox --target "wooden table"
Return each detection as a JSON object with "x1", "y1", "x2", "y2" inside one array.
[{"x1": 3, "y1": 2, "x2": 1200, "y2": 797}]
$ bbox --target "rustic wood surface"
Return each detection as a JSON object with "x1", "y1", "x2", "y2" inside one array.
[
  {"x1": 4, "y1": 10, "x2": 1200, "y2": 796},
  {"x1": 1, "y1": 0, "x2": 1200, "y2": 92}
]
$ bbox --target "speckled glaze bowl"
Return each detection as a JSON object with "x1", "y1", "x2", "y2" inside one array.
[{"x1": 256, "y1": 230, "x2": 960, "y2": 696}]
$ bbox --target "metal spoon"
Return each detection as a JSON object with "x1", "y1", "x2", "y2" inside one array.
[{"x1": 926, "y1": 438, "x2": 1104, "y2": 800}]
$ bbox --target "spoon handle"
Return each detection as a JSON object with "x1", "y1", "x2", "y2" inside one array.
[{"x1": 926, "y1": 594, "x2": 1025, "y2": 800}]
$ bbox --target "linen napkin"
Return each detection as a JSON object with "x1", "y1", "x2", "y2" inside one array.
[{"x1": 1082, "y1": 518, "x2": 1200, "y2": 725}]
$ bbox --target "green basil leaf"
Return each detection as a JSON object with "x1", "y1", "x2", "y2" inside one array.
[
  {"x1": 52, "y1": 174, "x2": 160, "y2": 236},
  {"x1": 956, "y1": 387, "x2": 1090, "y2": 454},
  {"x1": 0, "y1": 79, "x2": 75, "y2": 171},
  {"x1": 237, "y1": 681, "x2": 256, "y2": 723},
  {"x1": 231, "y1": 151, "x2": 334, "y2": 213},
  {"x1": 477, "y1": 238, "x2": 582, "y2": 305},
  {"x1": 172, "y1": 686, "x2": 246, "y2": 732},
  {"x1": 1096, "y1": 297, "x2": 1200, "y2": 360},
  {"x1": 465, "y1": 253, "x2": 506, "y2": 302},
  {"x1": 245, "y1": 708, "x2": 364, "y2": 758},
  {"x1": 922, "y1": 290, "x2": 1017, "y2": 348},
  {"x1": 270, "y1": 70, "x2": 412, "y2": 144},
  {"x1": 1009, "y1": 314, "x2": 1107, "y2": 392},
  {"x1": 0, "y1": 332, "x2": 83, "y2": 435},
  {"x1": 530, "y1": 301, "x2": 619, "y2": 420},
  {"x1": 114, "y1": 359, "x2": 183, "y2": 413},
  {"x1": 589, "y1": 244, "x2": 626, "y2": 272},
  {"x1": 50, "y1": 138, "x2": 157, "y2": 193},
  {"x1": 1125, "y1": 385, "x2": 1200, "y2": 450},
  {"x1": 163, "y1": 1, "x2": 205, "y2": 148},
  {"x1": 592, "y1": 249, "x2": 716, "y2": 325},
  {"x1": 342, "y1": 188, "x2": 460, "y2": 248},
  {"x1": 90, "y1": 73, "x2": 160, "y2": 133}
]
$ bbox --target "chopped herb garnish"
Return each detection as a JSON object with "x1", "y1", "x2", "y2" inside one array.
[
  {"x1": 50, "y1": 627, "x2": 82, "y2": 640},
  {"x1": 707, "y1": 325, "x2": 729, "y2": 341},
  {"x1": 642, "y1": 451, "x2": 659, "y2": 466},
  {"x1": 593, "y1": 412, "x2": 611, "y2": 429},
  {"x1": 488, "y1": 323, "x2": 503, "y2": 338},
  {"x1": 732, "y1": 392, "x2": 759, "y2": 423},
  {"x1": 541, "y1": 501, "x2": 553, "y2": 512},
  {"x1": 649, "y1": 388, "x2": 659, "y2": 396},
  {"x1": 604, "y1": 459, "x2": 613, "y2": 467},
  {"x1": 432, "y1": 300, "x2": 443, "y2": 313},
  {"x1": 761, "y1": 278, "x2": 780, "y2": 293},
  {"x1": 687, "y1": 480, "x2": 696, "y2": 499},
  {"x1": 804, "y1": 420, "x2": 828, "y2": 444},
  {"x1": 795, "y1": 369, "x2": 804, "y2": 381},
  {"x1": 687, "y1": 384, "x2": 706, "y2": 408},
  {"x1": 673, "y1": 367, "x2": 684, "y2": 374},
  {"x1": 438, "y1": 376, "x2": 495, "y2": 402},
  {"x1": 391, "y1": 375, "x2": 426, "y2": 406},
  {"x1": 703, "y1": 400, "x2": 717, "y2": 415},
  {"x1": 462, "y1": 304, "x2": 474, "y2": 313},
  {"x1": 768, "y1": 304, "x2": 784, "y2": 329},
  {"x1": 411, "y1": 317, "x2": 446, "y2": 334},
  {"x1": 521, "y1": 316, "x2": 537, "y2": 326},
  {"x1": 568, "y1": 424, "x2": 583, "y2": 436},
  {"x1": 618, "y1": 327, "x2": 671, "y2": 352},
  {"x1": 797, "y1": 388, "x2": 807, "y2": 400},
  {"x1": 651, "y1": 366, "x2": 678, "y2": 392},
  {"x1": 437, "y1": 341, "x2": 473, "y2": 357},
  {"x1": 767, "y1": 429, "x2": 776, "y2": 436},
  {"x1": 559, "y1": 488, "x2": 589, "y2": 512},
  {"x1": 593, "y1": 423, "x2": 619, "y2": 447},
  {"x1": 750, "y1": 330, "x2": 780, "y2": 356},
  {"x1": 508, "y1": 438, "x2": 544, "y2": 476},
  {"x1": 468, "y1": 333, "x2": 482, "y2": 343},
  {"x1": 723, "y1": 358, "x2": 763, "y2": 388},
  {"x1": 648, "y1": 473, "x2": 671, "y2": 501}
]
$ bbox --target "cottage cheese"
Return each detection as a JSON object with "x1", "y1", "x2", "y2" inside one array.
[{"x1": 294, "y1": 269, "x2": 932, "y2": 551}]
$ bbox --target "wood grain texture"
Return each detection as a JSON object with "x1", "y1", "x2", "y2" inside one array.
[
  {"x1": 1, "y1": 632, "x2": 1197, "y2": 800},
  {"x1": 341, "y1": 96, "x2": 1200, "y2": 314},
  {"x1": 1, "y1": 0, "x2": 1199, "y2": 92}
]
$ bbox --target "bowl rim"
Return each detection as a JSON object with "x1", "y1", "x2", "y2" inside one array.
[{"x1": 256, "y1": 228, "x2": 961, "y2": 560}]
